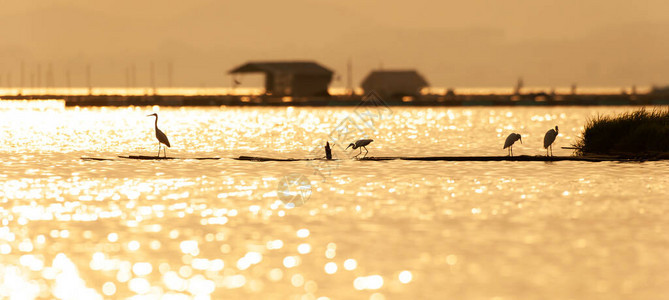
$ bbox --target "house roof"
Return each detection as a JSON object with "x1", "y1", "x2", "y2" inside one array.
[
  {"x1": 229, "y1": 61, "x2": 333, "y2": 75},
  {"x1": 362, "y1": 70, "x2": 429, "y2": 88}
]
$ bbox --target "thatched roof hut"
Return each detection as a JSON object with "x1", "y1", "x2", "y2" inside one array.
[
  {"x1": 361, "y1": 70, "x2": 429, "y2": 97},
  {"x1": 230, "y1": 61, "x2": 333, "y2": 97}
]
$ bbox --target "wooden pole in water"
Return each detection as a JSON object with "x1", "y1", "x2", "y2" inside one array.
[
  {"x1": 125, "y1": 67, "x2": 130, "y2": 94},
  {"x1": 347, "y1": 57, "x2": 352, "y2": 96},
  {"x1": 65, "y1": 69, "x2": 71, "y2": 94},
  {"x1": 86, "y1": 64, "x2": 92, "y2": 95},
  {"x1": 46, "y1": 63, "x2": 54, "y2": 90},
  {"x1": 325, "y1": 142, "x2": 332, "y2": 160},
  {"x1": 131, "y1": 63, "x2": 137, "y2": 89},
  {"x1": 36, "y1": 63, "x2": 41, "y2": 90},
  {"x1": 168, "y1": 61, "x2": 173, "y2": 88},
  {"x1": 150, "y1": 61, "x2": 156, "y2": 95},
  {"x1": 20, "y1": 61, "x2": 25, "y2": 92}
]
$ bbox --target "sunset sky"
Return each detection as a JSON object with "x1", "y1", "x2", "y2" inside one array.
[{"x1": 1, "y1": 0, "x2": 668, "y2": 88}]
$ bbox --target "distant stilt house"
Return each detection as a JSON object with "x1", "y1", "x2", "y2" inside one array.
[
  {"x1": 361, "y1": 70, "x2": 429, "y2": 98},
  {"x1": 229, "y1": 61, "x2": 333, "y2": 97}
]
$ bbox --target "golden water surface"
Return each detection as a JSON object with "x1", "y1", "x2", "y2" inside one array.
[{"x1": 0, "y1": 101, "x2": 667, "y2": 299}]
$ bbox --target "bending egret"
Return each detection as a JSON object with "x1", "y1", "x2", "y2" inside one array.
[
  {"x1": 543, "y1": 125, "x2": 559, "y2": 156},
  {"x1": 147, "y1": 113, "x2": 171, "y2": 157},
  {"x1": 346, "y1": 139, "x2": 373, "y2": 158},
  {"x1": 503, "y1": 133, "x2": 522, "y2": 156}
]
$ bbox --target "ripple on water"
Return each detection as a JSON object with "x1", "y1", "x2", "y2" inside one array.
[{"x1": 0, "y1": 105, "x2": 667, "y2": 299}]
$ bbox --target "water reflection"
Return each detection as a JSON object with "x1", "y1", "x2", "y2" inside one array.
[{"x1": 0, "y1": 103, "x2": 667, "y2": 299}]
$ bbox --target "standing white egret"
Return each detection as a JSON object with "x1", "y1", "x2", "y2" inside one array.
[
  {"x1": 543, "y1": 125, "x2": 559, "y2": 156},
  {"x1": 147, "y1": 113, "x2": 171, "y2": 157},
  {"x1": 503, "y1": 133, "x2": 522, "y2": 156},
  {"x1": 346, "y1": 139, "x2": 373, "y2": 158}
]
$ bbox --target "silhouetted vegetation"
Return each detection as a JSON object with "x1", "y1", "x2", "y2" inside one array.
[{"x1": 574, "y1": 108, "x2": 669, "y2": 157}]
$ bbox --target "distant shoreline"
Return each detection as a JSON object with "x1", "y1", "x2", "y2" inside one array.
[{"x1": 2, "y1": 93, "x2": 668, "y2": 107}]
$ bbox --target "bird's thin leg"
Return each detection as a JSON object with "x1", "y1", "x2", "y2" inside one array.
[
  {"x1": 358, "y1": 148, "x2": 363, "y2": 158},
  {"x1": 363, "y1": 146, "x2": 369, "y2": 158},
  {"x1": 551, "y1": 145, "x2": 553, "y2": 156},
  {"x1": 511, "y1": 146, "x2": 513, "y2": 157},
  {"x1": 158, "y1": 143, "x2": 161, "y2": 158}
]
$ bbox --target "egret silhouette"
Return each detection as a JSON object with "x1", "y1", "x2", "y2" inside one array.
[
  {"x1": 503, "y1": 133, "x2": 522, "y2": 156},
  {"x1": 543, "y1": 126, "x2": 559, "y2": 156},
  {"x1": 147, "y1": 113, "x2": 171, "y2": 157},
  {"x1": 346, "y1": 139, "x2": 373, "y2": 158}
]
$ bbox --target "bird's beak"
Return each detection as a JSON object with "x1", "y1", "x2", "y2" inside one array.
[
  {"x1": 146, "y1": 114, "x2": 152, "y2": 117},
  {"x1": 346, "y1": 145, "x2": 351, "y2": 150},
  {"x1": 520, "y1": 137, "x2": 523, "y2": 144}
]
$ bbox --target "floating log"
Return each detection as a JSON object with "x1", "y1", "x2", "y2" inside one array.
[
  {"x1": 397, "y1": 156, "x2": 604, "y2": 162},
  {"x1": 81, "y1": 157, "x2": 115, "y2": 161},
  {"x1": 236, "y1": 156, "x2": 323, "y2": 162},
  {"x1": 236, "y1": 155, "x2": 662, "y2": 162},
  {"x1": 81, "y1": 156, "x2": 222, "y2": 161},
  {"x1": 117, "y1": 156, "x2": 222, "y2": 160},
  {"x1": 118, "y1": 156, "x2": 178, "y2": 160}
]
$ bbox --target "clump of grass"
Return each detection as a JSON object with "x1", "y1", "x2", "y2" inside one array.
[{"x1": 574, "y1": 108, "x2": 669, "y2": 156}]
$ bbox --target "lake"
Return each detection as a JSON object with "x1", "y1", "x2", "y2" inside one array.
[{"x1": 0, "y1": 101, "x2": 667, "y2": 299}]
